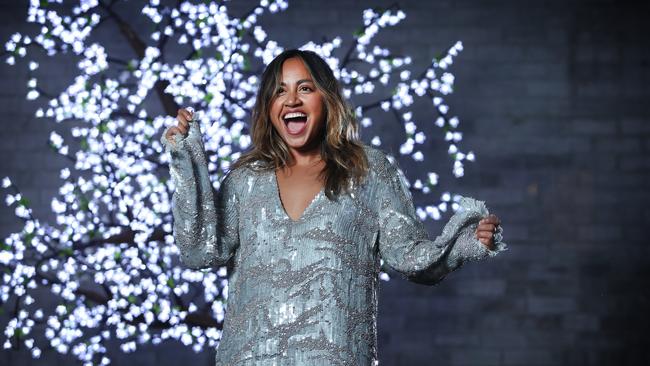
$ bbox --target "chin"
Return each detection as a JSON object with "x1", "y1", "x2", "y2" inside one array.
[{"x1": 284, "y1": 134, "x2": 313, "y2": 150}]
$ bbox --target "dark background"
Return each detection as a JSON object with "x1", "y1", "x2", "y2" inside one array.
[{"x1": 1, "y1": 0, "x2": 649, "y2": 365}]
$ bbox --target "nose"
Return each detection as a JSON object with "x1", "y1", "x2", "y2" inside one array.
[{"x1": 284, "y1": 90, "x2": 301, "y2": 107}]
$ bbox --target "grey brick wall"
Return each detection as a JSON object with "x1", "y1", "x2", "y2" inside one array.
[{"x1": 1, "y1": 0, "x2": 648, "y2": 365}]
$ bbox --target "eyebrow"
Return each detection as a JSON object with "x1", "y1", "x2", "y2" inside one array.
[{"x1": 279, "y1": 79, "x2": 314, "y2": 86}]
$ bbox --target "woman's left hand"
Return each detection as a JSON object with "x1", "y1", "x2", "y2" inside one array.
[{"x1": 475, "y1": 214, "x2": 501, "y2": 251}]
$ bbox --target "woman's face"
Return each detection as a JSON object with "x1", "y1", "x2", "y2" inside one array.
[{"x1": 269, "y1": 57, "x2": 326, "y2": 153}]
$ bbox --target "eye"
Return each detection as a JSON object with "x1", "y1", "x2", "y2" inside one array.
[
  {"x1": 276, "y1": 87, "x2": 285, "y2": 95},
  {"x1": 299, "y1": 85, "x2": 313, "y2": 92}
]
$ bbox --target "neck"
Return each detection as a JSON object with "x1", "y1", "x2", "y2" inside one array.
[
  {"x1": 288, "y1": 145, "x2": 323, "y2": 167},
  {"x1": 283, "y1": 126, "x2": 326, "y2": 167}
]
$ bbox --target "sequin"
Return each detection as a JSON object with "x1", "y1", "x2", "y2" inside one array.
[{"x1": 161, "y1": 121, "x2": 508, "y2": 365}]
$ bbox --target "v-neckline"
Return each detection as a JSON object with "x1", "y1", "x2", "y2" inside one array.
[{"x1": 272, "y1": 169, "x2": 324, "y2": 223}]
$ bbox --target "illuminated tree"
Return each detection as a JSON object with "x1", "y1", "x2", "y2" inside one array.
[{"x1": 1, "y1": 0, "x2": 473, "y2": 364}]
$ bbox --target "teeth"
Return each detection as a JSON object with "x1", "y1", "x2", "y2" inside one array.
[{"x1": 283, "y1": 112, "x2": 307, "y2": 119}]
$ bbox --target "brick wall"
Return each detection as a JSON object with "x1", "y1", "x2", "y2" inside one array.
[{"x1": 0, "y1": 0, "x2": 648, "y2": 365}]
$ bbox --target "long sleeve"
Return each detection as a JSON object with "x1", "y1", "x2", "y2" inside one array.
[
  {"x1": 160, "y1": 120, "x2": 240, "y2": 270},
  {"x1": 374, "y1": 152, "x2": 508, "y2": 285}
]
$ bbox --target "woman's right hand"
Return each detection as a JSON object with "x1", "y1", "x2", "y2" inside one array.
[{"x1": 165, "y1": 108, "x2": 194, "y2": 143}]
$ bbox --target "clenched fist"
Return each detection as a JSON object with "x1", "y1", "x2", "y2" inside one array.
[
  {"x1": 164, "y1": 108, "x2": 194, "y2": 145},
  {"x1": 475, "y1": 213, "x2": 501, "y2": 251}
]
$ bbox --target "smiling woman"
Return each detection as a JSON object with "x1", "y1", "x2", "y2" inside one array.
[
  {"x1": 266, "y1": 57, "x2": 329, "y2": 220},
  {"x1": 232, "y1": 49, "x2": 369, "y2": 201},
  {"x1": 270, "y1": 58, "x2": 325, "y2": 143},
  {"x1": 161, "y1": 49, "x2": 507, "y2": 365}
]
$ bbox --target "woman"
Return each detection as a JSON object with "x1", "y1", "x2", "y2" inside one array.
[{"x1": 161, "y1": 49, "x2": 507, "y2": 365}]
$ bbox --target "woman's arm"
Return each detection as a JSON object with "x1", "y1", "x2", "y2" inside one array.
[
  {"x1": 374, "y1": 151, "x2": 508, "y2": 285},
  {"x1": 160, "y1": 119, "x2": 240, "y2": 269}
]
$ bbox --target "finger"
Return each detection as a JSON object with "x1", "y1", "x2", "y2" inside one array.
[
  {"x1": 176, "y1": 110, "x2": 192, "y2": 127},
  {"x1": 479, "y1": 234, "x2": 494, "y2": 245},
  {"x1": 476, "y1": 230, "x2": 494, "y2": 240},
  {"x1": 177, "y1": 114, "x2": 189, "y2": 129},
  {"x1": 176, "y1": 111, "x2": 188, "y2": 123},
  {"x1": 474, "y1": 229, "x2": 496, "y2": 238},
  {"x1": 480, "y1": 219, "x2": 498, "y2": 229},
  {"x1": 181, "y1": 109, "x2": 192, "y2": 121},
  {"x1": 475, "y1": 229, "x2": 494, "y2": 239},
  {"x1": 487, "y1": 214, "x2": 500, "y2": 225},
  {"x1": 480, "y1": 215, "x2": 498, "y2": 225},
  {"x1": 476, "y1": 223, "x2": 496, "y2": 232},
  {"x1": 178, "y1": 108, "x2": 194, "y2": 121}
]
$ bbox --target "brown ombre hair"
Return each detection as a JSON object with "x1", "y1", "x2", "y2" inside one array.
[{"x1": 231, "y1": 49, "x2": 369, "y2": 200}]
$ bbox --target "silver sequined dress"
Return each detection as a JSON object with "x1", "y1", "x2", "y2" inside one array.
[{"x1": 160, "y1": 120, "x2": 508, "y2": 365}]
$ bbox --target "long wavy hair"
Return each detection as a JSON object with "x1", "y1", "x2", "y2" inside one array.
[{"x1": 231, "y1": 49, "x2": 369, "y2": 200}]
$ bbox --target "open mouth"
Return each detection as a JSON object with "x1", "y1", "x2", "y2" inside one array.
[{"x1": 282, "y1": 112, "x2": 308, "y2": 135}]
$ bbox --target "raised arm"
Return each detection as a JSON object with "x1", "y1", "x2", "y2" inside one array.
[
  {"x1": 160, "y1": 119, "x2": 240, "y2": 269},
  {"x1": 374, "y1": 151, "x2": 508, "y2": 285}
]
